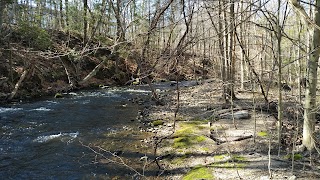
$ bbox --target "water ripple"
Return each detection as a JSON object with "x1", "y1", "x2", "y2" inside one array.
[
  {"x1": 33, "y1": 132, "x2": 79, "y2": 143},
  {"x1": 0, "y1": 107, "x2": 23, "y2": 113}
]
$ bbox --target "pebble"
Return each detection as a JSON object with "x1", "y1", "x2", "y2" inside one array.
[
  {"x1": 288, "y1": 175, "x2": 296, "y2": 180},
  {"x1": 260, "y1": 176, "x2": 269, "y2": 180},
  {"x1": 167, "y1": 123, "x2": 173, "y2": 127},
  {"x1": 140, "y1": 155, "x2": 148, "y2": 161}
]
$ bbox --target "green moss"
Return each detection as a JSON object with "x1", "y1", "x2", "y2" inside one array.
[
  {"x1": 152, "y1": 120, "x2": 164, "y2": 126},
  {"x1": 214, "y1": 154, "x2": 246, "y2": 168},
  {"x1": 173, "y1": 137, "x2": 191, "y2": 148},
  {"x1": 174, "y1": 121, "x2": 208, "y2": 137},
  {"x1": 284, "y1": 153, "x2": 303, "y2": 160},
  {"x1": 172, "y1": 121, "x2": 209, "y2": 149},
  {"x1": 177, "y1": 149, "x2": 184, "y2": 153},
  {"x1": 173, "y1": 135, "x2": 206, "y2": 148},
  {"x1": 213, "y1": 154, "x2": 246, "y2": 163},
  {"x1": 54, "y1": 93, "x2": 63, "y2": 98},
  {"x1": 257, "y1": 131, "x2": 268, "y2": 137},
  {"x1": 197, "y1": 125, "x2": 206, "y2": 130},
  {"x1": 232, "y1": 155, "x2": 246, "y2": 161},
  {"x1": 200, "y1": 147, "x2": 210, "y2": 152},
  {"x1": 183, "y1": 167, "x2": 214, "y2": 180},
  {"x1": 171, "y1": 157, "x2": 185, "y2": 165},
  {"x1": 214, "y1": 154, "x2": 227, "y2": 161},
  {"x1": 174, "y1": 128, "x2": 194, "y2": 137},
  {"x1": 195, "y1": 135, "x2": 206, "y2": 142}
]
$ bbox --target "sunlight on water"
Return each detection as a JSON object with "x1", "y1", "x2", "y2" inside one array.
[
  {"x1": 45, "y1": 100, "x2": 59, "y2": 104},
  {"x1": 0, "y1": 87, "x2": 153, "y2": 178},
  {"x1": 0, "y1": 107, "x2": 23, "y2": 113},
  {"x1": 30, "y1": 107, "x2": 51, "y2": 111},
  {"x1": 33, "y1": 132, "x2": 79, "y2": 143},
  {"x1": 79, "y1": 91, "x2": 120, "y2": 98},
  {"x1": 123, "y1": 89, "x2": 151, "y2": 93}
]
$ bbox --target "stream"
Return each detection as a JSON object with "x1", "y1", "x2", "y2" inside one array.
[
  {"x1": 0, "y1": 87, "x2": 155, "y2": 179},
  {"x1": 0, "y1": 81, "x2": 200, "y2": 179}
]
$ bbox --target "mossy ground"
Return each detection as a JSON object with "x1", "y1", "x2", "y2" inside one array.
[
  {"x1": 151, "y1": 119, "x2": 164, "y2": 126},
  {"x1": 172, "y1": 121, "x2": 210, "y2": 149},
  {"x1": 257, "y1": 131, "x2": 268, "y2": 137},
  {"x1": 183, "y1": 166, "x2": 214, "y2": 180}
]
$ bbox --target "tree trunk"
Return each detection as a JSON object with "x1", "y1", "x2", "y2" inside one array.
[
  {"x1": 65, "y1": 0, "x2": 69, "y2": 30},
  {"x1": 228, "y1": 0, "x2": 236, "y2": 100},
  {"x1": 59, "y1": 0, "x2": 63, "y2": 29},
  {"x1": 277, "y1": 0, "x2": 283, "y2": 155},
  {"x1": 289, "y1": 0, "x2": 320, "y2": 151},
  {"x1": 8, "y1": 69, "x2": 28, "y2": 100},
  {"x1": 79, "y1": 57, "x2": 108, "y2": 85},
  {"x1": 0, "y1": 0, "x2": 6, "y2": 30},
  {"x1": 83, "y1": 0, "x2": 88, "y2": 44},
  {"x1": 303, "y1": 0, "x2": 320, "y2": 150},
  {"x1": 219, "y1": 0, "x2": 226, "y2": 101},
  {"x1": 109, "y1": 0, "x2": 125, "y2": 41}
]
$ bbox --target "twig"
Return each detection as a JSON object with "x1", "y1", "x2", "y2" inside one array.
[{"x1": 80, "y1": 141, "x2": 144, "y2": 177}]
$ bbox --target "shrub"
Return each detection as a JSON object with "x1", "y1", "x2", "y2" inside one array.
[{"x1": 17, "y1": 23, "x2": 52, "y2": 50}]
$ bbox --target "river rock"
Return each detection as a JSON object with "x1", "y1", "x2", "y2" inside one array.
[{"x1": 219, "y1": 110, "x2": 250, "y2": 119}]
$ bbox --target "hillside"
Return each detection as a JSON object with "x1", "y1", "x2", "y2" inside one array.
[{"x1": 0, "y1": 24, "x2": 208, "y2": 104}]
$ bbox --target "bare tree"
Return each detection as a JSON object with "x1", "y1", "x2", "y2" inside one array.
[{"x1": 289, "y1": 0, "x2": 320, "y2": 151}]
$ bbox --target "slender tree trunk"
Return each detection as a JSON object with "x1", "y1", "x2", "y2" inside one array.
[
  {"x1": 83, "y1": 0, "x2": 88, "y2": 44},
  {"x1": 297, "y1": 21, "x2": 302, "y2": 104},
  {"x1": 65, "y1": 0, "x2": 69, "y2": 30},
  {"x1": 224, "y1": 12, "x2": 229, "y2": 86},
  {"x1": 239, "y1": 0, "x2": 245, "y2": 90},
  {"x1": 59, "y1": 0, "x2": 64, "y2": 29},
  {"x1": 36, "y1": 0, "x2": 42, "y2": 26},
  {"x1": 228, "y1": 0, "x2": 236, "y2": 99},
  {"x1": 277, "y1": 0, "x2": 283, "y2": 156},
  {"x1": 0, "y1": 0, "x2": 6, "y2": 30}
]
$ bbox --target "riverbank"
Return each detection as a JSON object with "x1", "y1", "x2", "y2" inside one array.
[
  {"x1": 0, "y1": 26, "x2": 132, "y2": 104},
  {"x1": 143, "y1": 79, "x2": 320, "y2": 179},
  {"x1": 0, "y1": 26, "x2": 207, "y2": 105}
]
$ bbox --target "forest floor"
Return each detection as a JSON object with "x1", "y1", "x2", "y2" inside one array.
[{"x1": 144, "y1": 79, "x2": 320, "y2": 180}]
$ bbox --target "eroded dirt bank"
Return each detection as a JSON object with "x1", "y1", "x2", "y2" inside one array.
[
  {"x1": 0, "y1": 26, "x2": 208, "y2": 105},
  {"x1": 0, "y1": 28, "x2": 141, "y2": 104}
]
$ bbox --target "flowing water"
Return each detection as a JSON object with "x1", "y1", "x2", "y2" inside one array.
[{"x1": 0, "y1": 87, "x2": 156, "y2": 179}]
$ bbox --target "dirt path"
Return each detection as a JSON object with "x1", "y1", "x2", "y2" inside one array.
[{"x1": 144, "y1": 79, "x2": 320, "y2": 179}]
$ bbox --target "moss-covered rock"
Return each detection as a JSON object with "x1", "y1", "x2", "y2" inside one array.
[
  {"x1": 152, "y1": 120, "x2": 164, "y2": 126},
  {"x1": 183, "y1": 166, "x2": 214, "y2": 180},
  {"x1": 173, "y1": 134, "x2": 206, "y2": 148},
  {"x1": 54, "y1": 93, "x2": 63, "y2": 98},
  {"x1": 172, "y1": 121, "x2": 208, "y2": 149},
  {"x1": 257, "y1": 131, "x2": 268, "y2": 137},
  {"x1": 283, "y1": 153, "x2": 303, "y2": 160}
]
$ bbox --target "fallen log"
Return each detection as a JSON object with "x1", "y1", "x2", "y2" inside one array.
[
  {"x1": 208, "y1": 134, "x2": 253, "y2": 145},
  {"x1": 8, "y1": 69, "x2": 28, "y2": 100},
  {"x1": 219, "y1": 110, "x2": 250, "y2": 120}
]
